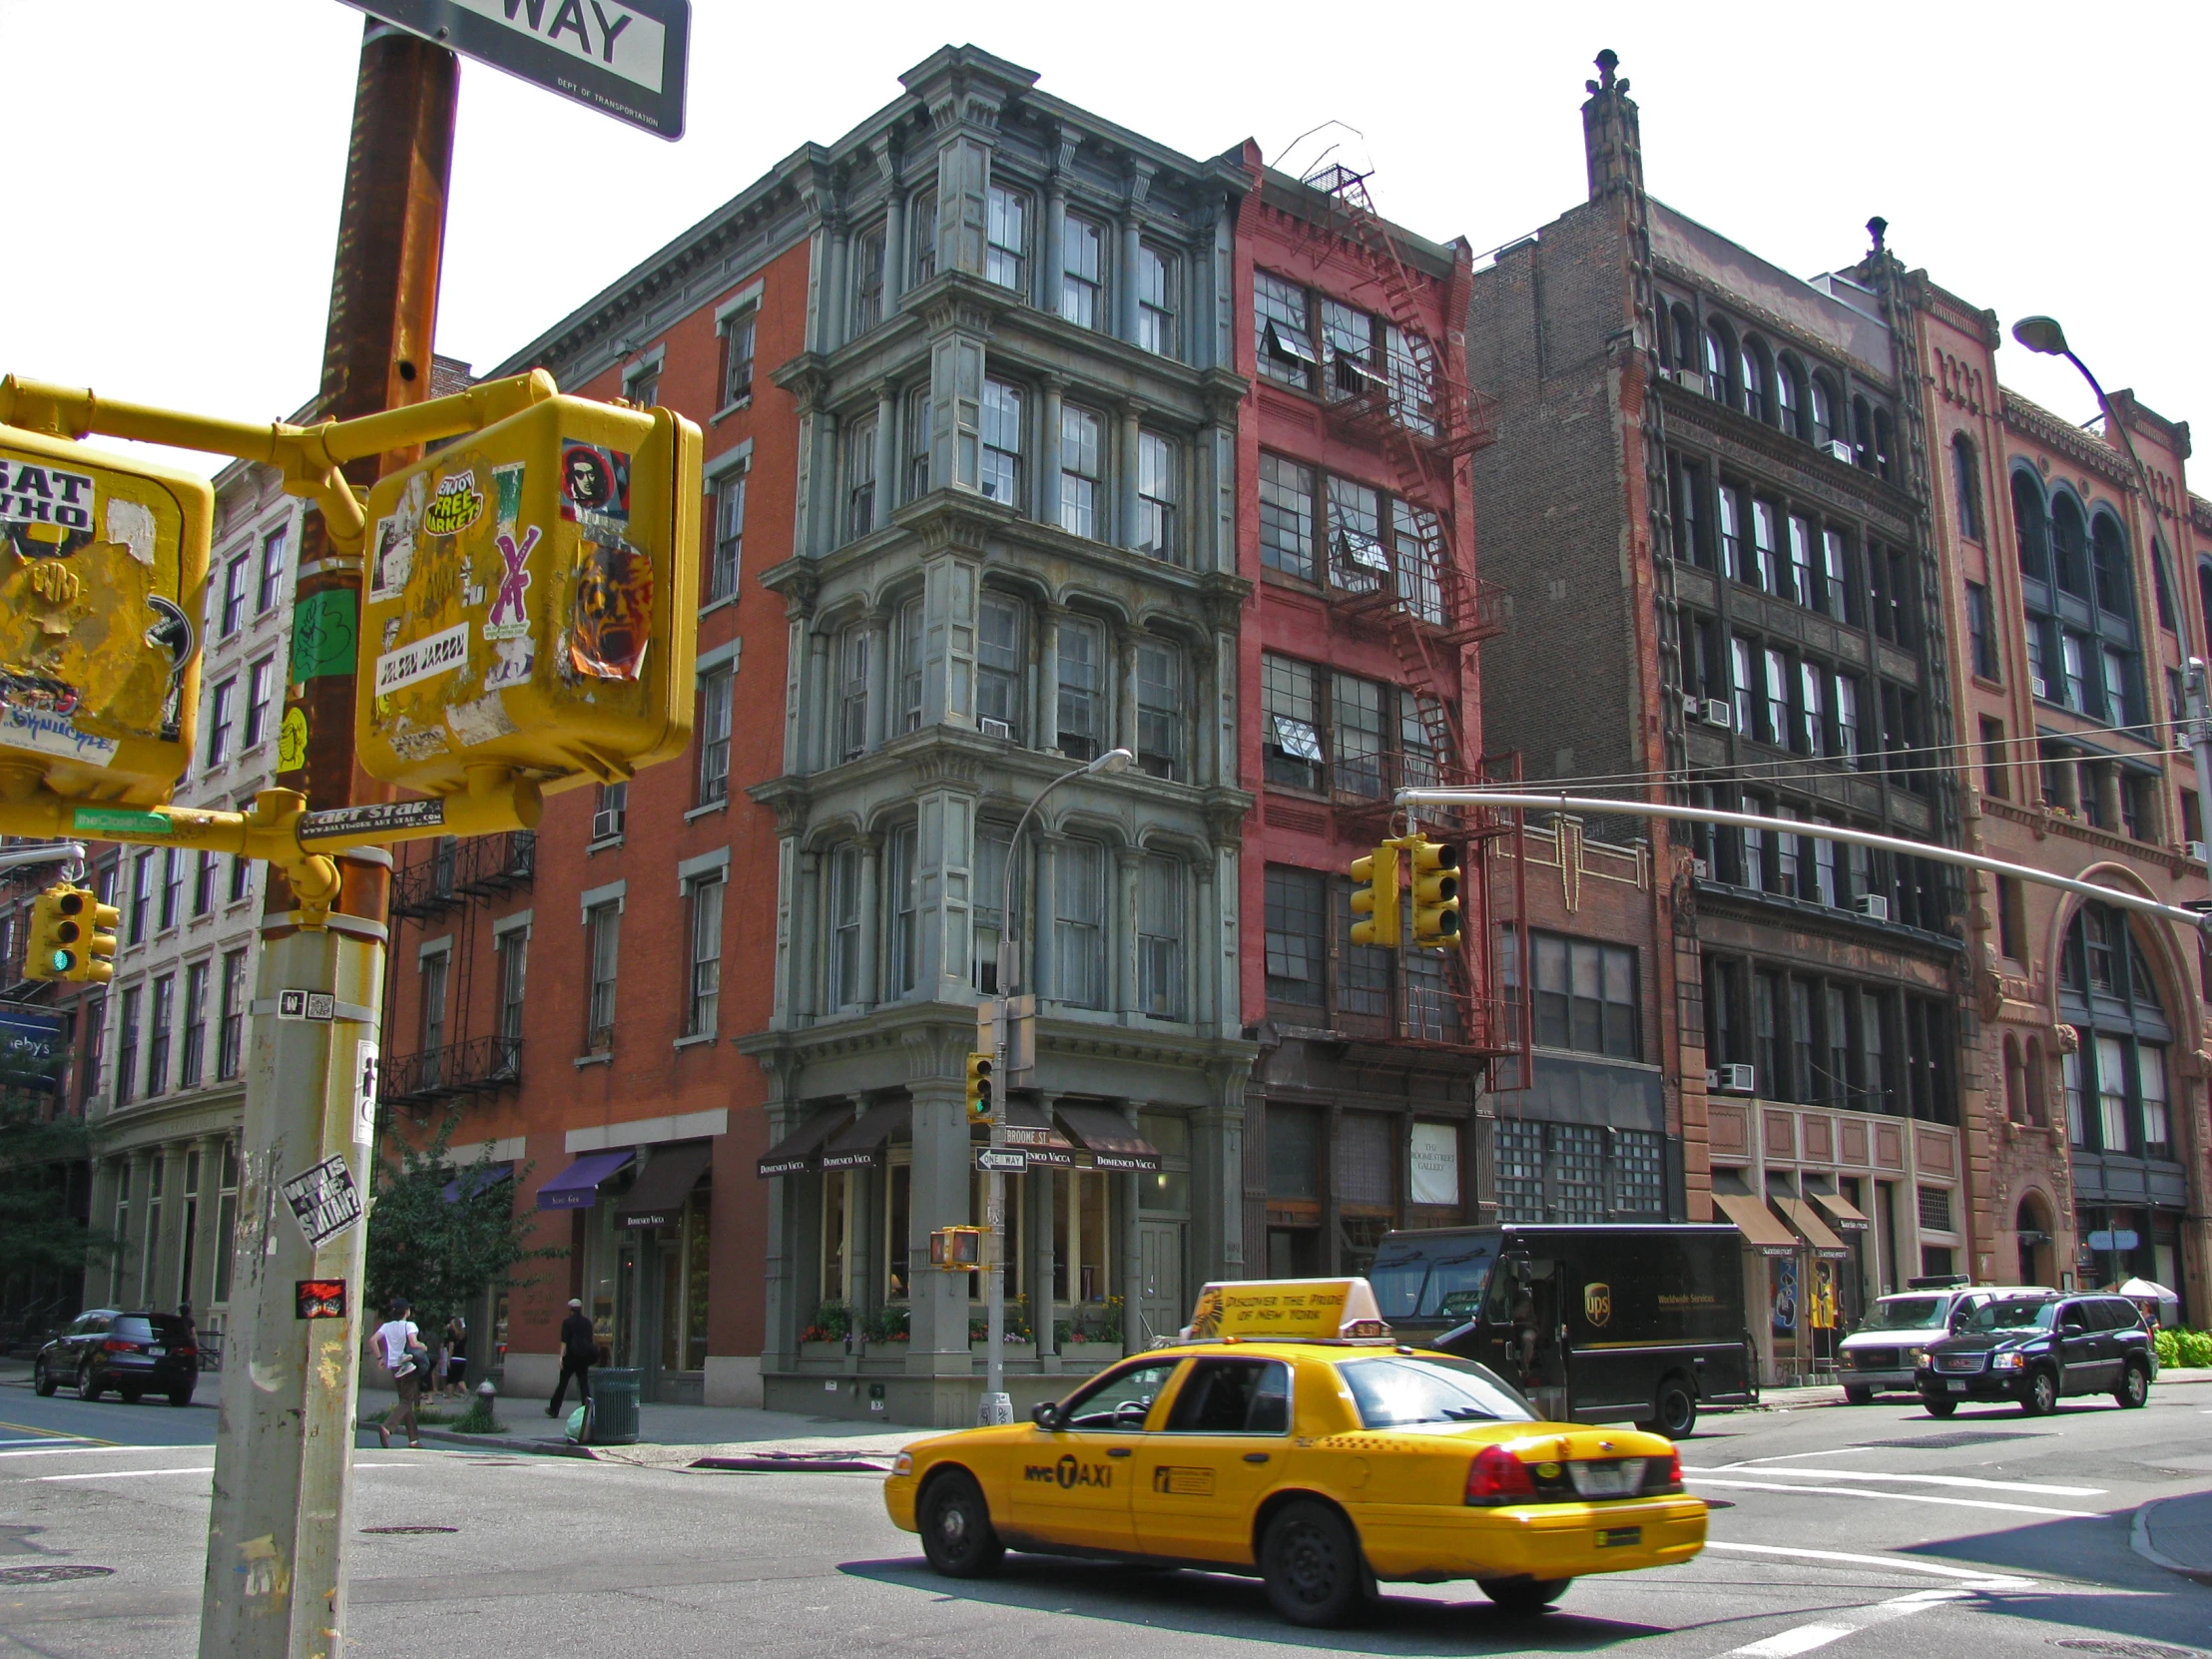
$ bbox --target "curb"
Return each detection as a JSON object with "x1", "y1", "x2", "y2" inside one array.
[
  {"x1": 691, "y1": 1453, "x2": 890, "y2": 1473},
  {"x1": 360, "y1": 1422, "x2": 598, "y2": 1459},
  {"x1": 2129, "y1": 1498, "x2": 2212, "y2": 1587}
]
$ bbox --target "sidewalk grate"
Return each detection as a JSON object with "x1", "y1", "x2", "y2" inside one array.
[
  {"x1": 1863, "y1": 1431, "x2": 2051, "y2": 1450},
  {"x1": 362, "y1": 1525, "x2": 458, "y2": 1535},
  {"x1": 0, "y1": 1565, "x2": 114, "y2": 1584},
  {"x1": 2056, "y1": 1642, "x2": 2205, "y2": 1659}
]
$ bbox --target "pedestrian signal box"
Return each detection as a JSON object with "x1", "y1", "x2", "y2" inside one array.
[
  {"x1": 0, "y1": 427, "x2": 209, "y2": 806},
  {"x1": 930, "y1": 1226, "x2": 984, "y2": 1271},
  {"x1": 354, "y1": 394, "x2": 702, "y2": 801}
]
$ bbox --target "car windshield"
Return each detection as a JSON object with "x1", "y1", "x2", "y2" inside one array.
[
  {"x1": 1964, "y1": 1300, "x2": 2056, "y2": 1332},
  {"x1": 1367, "y1": 1239, "x2": 1500, "y2": 1324},
  {"x1": 1338, "y1": 1355, "x2": 1534, "y2": 1428},
  {"x1": 1858, "y1": 1296, "x2": 1945, "y2": 1332}
]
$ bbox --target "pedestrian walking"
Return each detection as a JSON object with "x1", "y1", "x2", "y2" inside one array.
[
  {"x1": 547, "y1": 1298, "x2": 595, "y2": 1417},
  {"x1": 442, "y1": 1315, "x2": 469, "y2": 1399},
  {"x1": 372, "y1": 1297, "x2": 426, "y2": 1448}
]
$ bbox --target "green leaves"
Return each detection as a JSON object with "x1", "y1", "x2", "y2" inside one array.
[{"x1": 362, "y1": 1115, "x2": 563, "y2": 1330}]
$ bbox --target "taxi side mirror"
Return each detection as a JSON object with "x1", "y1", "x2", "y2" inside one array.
[{"x1": 1030, "y1": 1401, "x2": 1061, "y2": 1430}]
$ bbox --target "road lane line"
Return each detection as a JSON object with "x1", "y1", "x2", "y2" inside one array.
[
  {"x1": 38, "y1": 1465, "x2": 215, "y2": 1481},
  {"x1": 1702, "y1": 1541, "x2": 2033, "y2": 1587},
  {"x1": 1720, "y1": 1587, "x2": 1971, "y2": 1657},
  {"x1": 1687, "y1": 1464, "x2": 2103, "y2": 1496},
  {"x1": 0, "y1": 1419, "x2": 115, "y2": 1445},
  {"x1": 0, "y1": 1444, "x2": 202, "y2": 1459},
  {"x1": 1690, "y1": 1475, "x2": 2099, "y2": 1518}
]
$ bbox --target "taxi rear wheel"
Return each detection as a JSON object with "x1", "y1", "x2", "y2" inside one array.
[
  {"x1": 1260, "y1": 1499, "x2": 1369, "y2": 1628},
  {"x1": 917, "y1": 1471, "x2": 1004, "y2": 1579},
  {"x1": 1479, "y1": 1576, "x2": 1573, "y2": 1616}
]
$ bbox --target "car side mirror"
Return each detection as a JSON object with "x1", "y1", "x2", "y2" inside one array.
[
  {"x1": 1029, "y1": 1401, "x2": 1060, "y2": 1430},
  {"x1": 2060, "y1": 1319, "x2": 2083, "y2": 1334}
]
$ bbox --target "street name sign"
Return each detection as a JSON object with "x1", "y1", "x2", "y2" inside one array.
[{"x1": 343, "y1": 0, "x2": 691, "y2": 139}]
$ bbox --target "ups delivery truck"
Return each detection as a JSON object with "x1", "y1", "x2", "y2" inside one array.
[{"x1": 1368, "y1": 1224, "x2": 1756, "y2": 1436}]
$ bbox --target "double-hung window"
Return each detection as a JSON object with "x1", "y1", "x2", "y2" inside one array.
[
  {"x1": 497, "y1": 925, "x2": 528, "y2": 1046},
  {"x1": 851, "y1": 225, "x2": 885, "y2": 333},
  {"x1": 1821, "y1": 528, "x2": 1855, "y2": 623},
  {"x1": 1787, "y1": 514, "x2": 1816, "y2": 609},
  {"x1": 976, "y1": 595, "x2": 1023, "y2": 740},
  {"x1": 1835, "y1": 673, "x2": 1862, "y2": 765},
  {"x1": 1053, "y1": 839, "x2": 1107, "y2": 1009},
  {"x1": 1332, "y1": 674, "x2": 1386, "y2": 801},
  {"x1": 1262, "y1": 654, "x2": 1323, "y2": 790},
  {"x1": 1263, "y1": 866, "x2": 1327, "y2": 1007},
  {"x1": 828, "y1": 846, "x2": 861, "y2": 1008},
  {"x1": 1135, "y1": 642, "x2": 1185, "y2": 781},
  {"x1": 1056, "y1": 617, "x2": 1104, "y2": 763},
  {"x1": 585, "y1": 901, "x2": 620, "y2": 1050},
  {"x1": 1965, "y1": 582, "x2": 1999, "y2": 680},
  {"x1": 1061, "y1": 214, "x2": 1104, "y2": 326},
  {"x1": 1136, "y1": 432, "x2": 1177, "y2": 560},
  {"x1": 129, "y1": 850, "x2": 152, "y2": 945},
  {"x1": 1385, "y1": 323, "x2": 1436, "y2": 433},
  {"x1": 895, "y1": 598, "x2": 923, "y2": 734},
  {"x1": 221, "y1": 555, "x2": 248, "y2": 637},
  {"x1": 218, "y1": 949, "x2": 247, "y2": 1081},
  {"x1": 160, "y1": 848, "x2": 182, "y2": 931},
  {"x1": 1259, "y1": 453, "x2": 1316, "y2": 581},
  {"x1": 1717, "y1": 487, "x2": 1744, "y2": 582},
  {"x1": 1763, "y1": 647, "x2": 1789, "y2": 746},
  {"x1": 1136, "y1": 245, "x2": 1175, "y2": 355},
  {"x1": 909, "y1": 189, "x2": 937, "y2": 283},
  {"x1": 720, "y1": 306, "x2": 757, "y2": 408},
  {"x1": 147, "y1": 973, "x2": 174, "y2": 1098},
  {"x1": 685, "y1": 873, "x2": 724, "y2": 1037},
  {"x1": 1751, "y1": 500, "x2": 1781, "y2": 595},
  {"x1": 709, "y1": 462, "x2": 746, "y2": 603},
  {"x1": 1730, "y1": 638, "x2": 1757, "y2": 738},
  {"x1": 256, "y1": 527, "x2": 286, "y2": 614},
  {"x1": 980, "y1": 379, "x2": 1023, "y2": 507},
  {"x1": 1137, "y1": 856, "x2": 1184, "y2": 1018},
  {"x1": 844, "y1": 414, "x2": 877, "y2": 543},
  {"x1": 696, "y1": 664, "x2": 733, "y2": 805},
  {"x1": 1059, "y1": 405, "x2": 1102, "y2": 538},
  {"x1": 903, "y1": 384, "x2": 931, "y2": 501},
  {"x1": 836, "y1": 627, "x2": 869, "y2": 763},
  {"x1": 887, "y1": 825, "x2": 918, "y2": 997},
  {"x1": 985, "y1": 185, "x2": 1028, "y2": 291},
  {"x1": 1529, "y1": 932, "x2": 1638, "y2": 1058},
  {"x1": 244, "y1": 657, "x2": 275, "y2": 749},
  {"x1": 1799, "y1": 663, "x2": 1826, "y2": 756},
  {"x1": 206, "y1": 678, "x2": 236, "y2": 768},
  {"x1": 116, "y1": 986, "x2": 141, "y2": 1105},
  {"x1": 970, "y1": 826, "x2": 1012, "y2": 995},
  {"x1": 181, "y1": 961, "x2": 208, "y2": 1089},
  {"x1": 191, "y1": 849, "x2": 217, "y2": 916},
  {"x1": 1255, "y1": 272, "x2": 1315, "y2": 387}
]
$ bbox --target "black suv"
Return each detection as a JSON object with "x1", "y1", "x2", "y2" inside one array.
[
  {"x1": 34, "y1": 1310, "x2": 199, "y2": 1405},
  {"x1": 1918, "y1": 1293, "x2": 2152, "y2": 1416}
]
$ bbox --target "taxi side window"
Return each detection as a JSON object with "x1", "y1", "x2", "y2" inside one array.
[
  {"x1": 1056, "y1": 1362, "x2": 1180, "y2": 1431},
  {"x1": 1164, "y1": 1360, "x2": 1293, "y2": 1434}
]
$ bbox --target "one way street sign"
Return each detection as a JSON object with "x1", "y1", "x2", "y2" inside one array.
[{"x1": 974, "y1": 1148, "x2": 1029, "y2": 1174}]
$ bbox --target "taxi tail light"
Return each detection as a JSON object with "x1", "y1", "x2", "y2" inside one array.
[{"x1": 1465, "y1": 1444, "x2": 1537, "y2": 1505}]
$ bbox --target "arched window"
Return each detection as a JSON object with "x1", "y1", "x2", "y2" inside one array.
[
  {"x1": 2199, "y1": 562, "x2": 2212, "y2": 654},
  {"x1": 2012, "y1": 469, "x2": 2051, "y2": 584},
  {"x1": 2058, "y1": 903, "x2": 2174, "y2": 1160},
  {"x1": 2091, "y1": 515, "x2": 2132, "y2": 617},
  {"x1": 1852, "y1": 395, "x2": 1875, "y2": 470},
  {"x1": 2002, "y1": 1035, "x2": 2026, "y2": 1124},
  {"x1": 1667, "y1": 302, "x2": 1696, "y2": 371},
  {"x1": 2012, "y1": 470, "x2": 2055, "y2": 702},
  {"x1": 1872, "y1": 409, "x2": 1895, "y2": 481},
  {"x1": 1740, "y1": 336, "x2": 1771, "y2": 423},
  {"x1": 1810, "y1": 375, "x2": 1838, "y2": 449},
  {"x1": 1775, "y1": 357, "x2": 1805, "y2": 439},
  {"x1": 2148, "y1": 540, "x2": 2176, "y2": 633},
  {"x1": 2050, "y1": 495, "x2": 2090, "y2": 597},
  {"x1": 1703, "y1": 321, "x2": 1735, "y2": 405},
  {"x1": 1950, "y1": 433, "x2": 1982, "y2": 540}
]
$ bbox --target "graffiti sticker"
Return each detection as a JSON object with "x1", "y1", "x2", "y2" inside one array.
[
  {"x1": 559, "y1": 440, "x2": 631, "y2": 539},
  {"x1": 373, "y1": 621, "x2": 470, "y2": 697},
  {"x1": 568, "y1": 538, "x2": 653, "y2": 681},
  {"x1": 482, "y1": 526, "x2": 538, "y2": 641},
  {"x1": 423, "y1": 469, "x2": 484, "y2": 537}
]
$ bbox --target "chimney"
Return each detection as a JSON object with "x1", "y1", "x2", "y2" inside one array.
[{"x1": 1581, "y1": 49, "x2": 1644, "y2": 202}]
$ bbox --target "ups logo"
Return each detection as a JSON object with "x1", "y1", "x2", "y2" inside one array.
[{"x1": 1583, "y1": 1282, "x2": 1612, "y2": 1328}]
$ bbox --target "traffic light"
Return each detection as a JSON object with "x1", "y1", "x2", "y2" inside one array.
[
  {"x1": 965, "y1": 1051, "x2": 994, "y2": 1123},
  {"x1": 53, "y1": 886, "x2": 119, "y2": 982},
  {"x1": 22, "y1": 887, "x2": 67, "y2": 981},
  {"x1": 1349, "y1": 841, "x2": 1401, "y2": 948},
  {"x1": 1407, "y1": 836, "x2": 1463, "y2": 949}
]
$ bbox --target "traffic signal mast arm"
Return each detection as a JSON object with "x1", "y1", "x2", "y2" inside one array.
[
  {"x1": 1399, "y1": 789, "x2": 2212, "y2": 938},
  {"x1": 0, "y1": 370, "x2": 556, "y2": 554}
]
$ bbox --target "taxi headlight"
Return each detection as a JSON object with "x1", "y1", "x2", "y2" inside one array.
[
  {"x1": 890, "y1": 1452, "x2": 913, "y2": 1477},
  {"x1": 1988, "y1": 1352, "x2": 2025, "y2": 1371}
]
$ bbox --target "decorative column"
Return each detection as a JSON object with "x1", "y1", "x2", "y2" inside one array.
[
  {"x1": 1030, "y1": 1139, "x2": 1059, "y2": 1373},
  {"x1": 125, "y1": 1148, "x2": 153, "y2": 1306},
  {"x1": 904, "y1": 1033, "x2": 975, "y2": 1392},
  {"x1": 1038, "y1": 374, "x2": 1066, "y2": 533},
  {"x1": 880, "y1": 143, "x2": 907, "y2": 311},
  {"x1": 1114, "y1": 847, "x2": 1142, "y2": 1022},
  {"x1": 1116, "y1": 401, "x2": 1142, "y2": 551},
  {"x1": 861, "y1": 611, "x2": 889, "y2": 753},
  {"x1": 87, "y1": 1156, "x2": 120, "y2": 1306},
  {"x1": 757, "y1": 1057, "x2": 805, "y2": 1372},
  {"x1": 1038, "y1": 608, "x2": 1062, "y2": 755},
  {"x1": 1031, "y1": 834, "x2": 1060, "y2": 1002},
  {"x1": 870, "y1": 385, "x2": 897, "y2": 534},
  {"x1": 1116, "y1": 163, "x2": 1154, "y2": 344},
  {"x1": 793, "y1": 850, "x2": 822, "y2": 1022},
  {"x1": 855, "y1": 834, "x2": 881, "y2": 1009},
  {"x1": 1117, "y1": 632, "x2": 1140, "y2": 758},
  {"x1": 193, "y1": 1134, "x2": 228, "y2": 1315},
  {"x1": 808, "y1": 624, "x2": 834, "y2": 775},
  {"x1": 1044, "y1": 129, "x2": 1075, "y2": 322},
  {"x1": 1117, "y1": 1102, "x2": 1142, "y2": 1356}
]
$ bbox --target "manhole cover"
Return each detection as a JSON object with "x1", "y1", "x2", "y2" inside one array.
[
  {"x1": 360, "y1": 1525, "x2": 458, "y2": 1535},
  {"x1": 0, "y1": 1565, "x2": 115, "y2": 1584},
  {"x1": 2056, "y1": 1642, "x2": 2205, "y2": 1659},
  {"x1": 1865, "y1": 1431, "x2": 2050, "y2": 1450}
]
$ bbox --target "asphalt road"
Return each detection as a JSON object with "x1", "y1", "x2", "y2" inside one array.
[{"x1": 1, "y1": 1378, "x2": 2207, "y2": 1659}]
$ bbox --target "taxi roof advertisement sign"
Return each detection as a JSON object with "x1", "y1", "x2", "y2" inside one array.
[
  {"x1": 344, "y1": 0, "x2": 692, "y2": 140},
  {"x1": 1184, "y1": 1278, "x2": 1388, "y2": 1343}
]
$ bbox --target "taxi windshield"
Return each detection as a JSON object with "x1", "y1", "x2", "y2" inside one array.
[
  {"x1": 1964, "y1": 1300, "x2": 2056, "y2": 1332},
  {"x1": 1367, "y1": 1239, "x2": 1500, "y2": 1325},
  {"x1": 1338, "y1": 1355, "x2": 1534, "y2": 1428},
  {"x1": 1858, "y1": 1296, "x2": 1945, "y2": 1332}
]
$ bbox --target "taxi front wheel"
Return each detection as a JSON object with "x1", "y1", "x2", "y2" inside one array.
[
  {"x1": 1260, "y1": 1499, "x2": 1370, "y2": 1628},
  {"x1": 918, "y1": 1471, "x2": 1005, "y2": 1579},
  {"x1": 1480, "y1": 1576, "x2": 1573, "y2": 1616}
]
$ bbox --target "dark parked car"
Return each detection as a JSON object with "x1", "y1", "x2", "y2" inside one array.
[
  {"x1": 34, "y1": 1310, "x2": 198, "y2": 1405},
  {"x1": 1917, "y1": 1293, "x2": 2152, "y2": 1416}
]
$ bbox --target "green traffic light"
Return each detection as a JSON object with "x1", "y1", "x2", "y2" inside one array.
[{"x1": 48, "y1": 950, "x2": 71, "y2": 972}]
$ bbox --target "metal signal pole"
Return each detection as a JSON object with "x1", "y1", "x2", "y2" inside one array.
[{"x1": 198, "y1": 21, "x2": 455, "y2": 1659}]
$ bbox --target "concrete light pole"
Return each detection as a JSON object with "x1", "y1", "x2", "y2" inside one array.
[{"x1": 979, "y1": 746, "x2": 1131, "y2": 1424}]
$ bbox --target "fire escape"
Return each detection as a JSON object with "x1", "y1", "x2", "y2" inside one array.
[
  {"x1": 377, "y1": 830, "x2": 534, "y2": 1112},
  {"x1": 1289, "y1": 165, "x2": 1530, "y2": 1076}
]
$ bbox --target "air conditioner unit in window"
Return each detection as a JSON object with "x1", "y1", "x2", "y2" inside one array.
[
  {"x1": 1663, "y1": 367, "x2": 1707, "y2": 396},
  {"x1": 979, "y1": 718, "x2": 1015, "y2": 742},
  {"x1": 1703, "y1": 699, "x2": 1733, "y2": 729},
  {"x1": 591, "y1": 808, "x2": 624, "y2": 841},
  {"x1": 1826, "y1": 439, "x2": 1855, "y2": 465},
  {"x1": 1708, "y1": 1063, "x2": 1756, "y2": 1095},
  {"x1": 1853, "y1": 893, "x2": 1891, "y2": 921},
  {"x1": 2187, "y1": 840, "x2": 2207, "y2": 862}
]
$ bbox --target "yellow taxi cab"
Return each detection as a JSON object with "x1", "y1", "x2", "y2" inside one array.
[{"x1": 884, "y1": 1279, "x2": 1706, "y2": 1626}]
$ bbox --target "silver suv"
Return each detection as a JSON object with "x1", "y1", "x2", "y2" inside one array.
[{"x1": 1836, "y1": 1283, "x2": 2057, "y2": 1401}]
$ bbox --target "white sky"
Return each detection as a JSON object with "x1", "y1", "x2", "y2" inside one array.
[{"x1": 5, "y1": 1, "x2": 2204, "y2": 484}]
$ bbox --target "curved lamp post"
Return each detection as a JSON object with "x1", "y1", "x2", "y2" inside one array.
[{"x1": 979, "y1": 746, "x2": 1132, "y2": 1424}]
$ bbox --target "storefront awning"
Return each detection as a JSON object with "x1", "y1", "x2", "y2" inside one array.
[
  {"x1": 441, "y1": 1162, "x2": 514, "y2": 1205},
  {"x1": 1811, "y1": 1190, "x2": 1872, "y2": 1233},
  {"x1": 535, "y1": 1149, "x2": 635, "y2": 1211},
  {"x1": 615, "y1": 1141, "x2": 714, "y2": 1230},
  {"x1": 756, "y1": 1108, "x2": 849, "y2": 1179},
  {"x1": 998, "y1": 1099, "x2": 1081, "y2": 1166},
  {"x1": 1711, "y1": 1191, "x2": 1799, "y2": 1257},
  {"x1": 1055, "y1": 1104, "x2": 1162, "y2": 1173},
  {"x1": 1774, "y1": 1195, "x2": 1853, "y2": 1259},
  {"x1": 823, "y1": 1100, "x2": 910, "y2": 1170}
]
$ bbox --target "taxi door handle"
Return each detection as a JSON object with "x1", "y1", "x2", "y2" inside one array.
[
  {"x1": 1244, "y1": 1453, "x2": 1271, "y2": 1464},
  {"x1": 1107, "y1": 1447, "x2": 1132, "y2": 1458}
]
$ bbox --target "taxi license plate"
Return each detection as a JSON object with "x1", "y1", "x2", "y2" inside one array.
[
  {"x1": 1597, "y1": 1526, "x2": 1643, "y2": 1549},
  {"x1": 148, "y1": 1347, "x2": 165, "y2": 1357},
  {"x1": 1946, "y1": 1380, "x2": 1966, "y2": 1392},
  {"x1": 1569, "y1": 1460, "x2": 1645, "y2": 1498}
]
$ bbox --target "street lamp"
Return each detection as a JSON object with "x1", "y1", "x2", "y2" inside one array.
[
  {"x1": 2011, "y1": 314, "x2": 2212, "y2": 883},
  {"x1": 978, "y1": 745, "x2": 1132, "y2": 1425}
]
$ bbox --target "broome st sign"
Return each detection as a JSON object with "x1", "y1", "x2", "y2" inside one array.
[{"x1": 344, "y1": 0, "x2": 691, "y2": 138}]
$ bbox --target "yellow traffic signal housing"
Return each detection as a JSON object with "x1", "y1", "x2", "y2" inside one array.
[
  {"x1": 929, "y1": 1225, "x2": 984, "y2": 1270},
  {"x1": 355, "y1": 394, "x2": 703, "y2": 801},
  {"x1": 0, "y1": 427, "x2": 210, "y2": 806},
  {"x1": 1407, "y1": 836, "x2": 1463, "y2": 949},
  {"x1": 1349, "y1": 842, "x2": 1401, "y2": 948},
  {"x1": 21, "y1": 886, "x2": 69, "y2": 981},
  {"x1": 965, "y1": 1051, "x2": 994, "y2": 1123},
  {"x1": 51, "y1": 887, "x2": 119, "y2": 982}
]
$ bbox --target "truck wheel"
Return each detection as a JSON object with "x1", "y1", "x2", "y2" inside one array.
[
  {"x1": 1260, "y1": 1499, "x2": 1369, "y2": 1628},
  {"x1": 917, "y1": 1471, "x2": 1004, "y2": 1579},
  {"x1": 1646, "y1": 1380, "x2": 1696, "y2": 1438},
  {"x1": 2113, "y1": 1363, "x2": 2148, "y2": 1409},
  {"x1": 1843, "y1": 1385, "x2": 1873, "y2": 1405},
  {"x1": 1920, "y1": 1392, "x2": 1956, "y2": 1418},
  {"x1": 1480, "y1": 1576, "x2": 1572, "y2": 1615},
  {"x1": 2020, "y1": 1370, "x2": 2058, "y2": 1416}
]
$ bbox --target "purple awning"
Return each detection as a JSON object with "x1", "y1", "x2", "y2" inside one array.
[{"x1": 535, "y1": 1150, "x2": 635, "y2": 1210}]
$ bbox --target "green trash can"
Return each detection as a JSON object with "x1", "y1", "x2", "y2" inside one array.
[{"x1": 587, "y1": 1368, "x2": 642, "y2": 1445}]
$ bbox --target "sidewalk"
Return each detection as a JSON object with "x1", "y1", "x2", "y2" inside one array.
[
  {"x1": 2133, "y1": 1492, "x2": 2212, "y2": 1585},
  {"x1": 362, "y1": 1396, "x2": 936, "y2": 1468}
]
